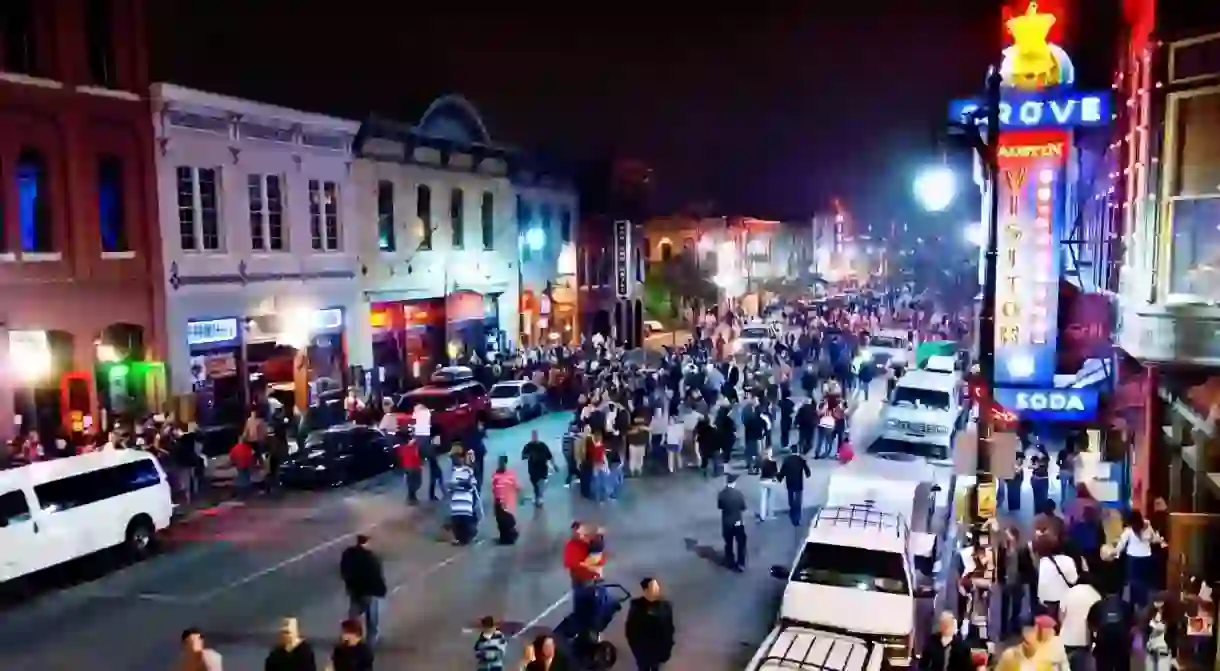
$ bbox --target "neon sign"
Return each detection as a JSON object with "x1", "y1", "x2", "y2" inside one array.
[
  {"x1": 993, "y1": 131, "x2": 1066, "y2": 385},
  {"x1": 994, "y1": 387, "x2": 1098, "y2": 422},
  {"x1": 948, "y1": 91, "x2": 1111, "y2": 130}
]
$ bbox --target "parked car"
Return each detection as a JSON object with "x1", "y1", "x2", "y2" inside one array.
[
  {"x1": 393, "y1": 380, "x2": 489, "y2": 441},
  {"x1": 278, "y1": 425, "x2": 395, "y2": 489},
  {"x1": 487, "y1": 380, "x2": 547, "y2": 424}
]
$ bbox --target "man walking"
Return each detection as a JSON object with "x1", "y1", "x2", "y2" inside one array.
[
  {"x1": 779, "y1": 451, "x2": 811, "y2": 527},
  {"x1": 625, "y1": 577, "x2": 676, "y2": 671},
  {"x1": 717, "y1": 474, "x2": 748, "y2": 572},
  {"x1": 338, "y1": 534, "x2": 387, "y2": 646},
  {"x1": 521, "y1": 430, "x2": 556, "y2": 506}
]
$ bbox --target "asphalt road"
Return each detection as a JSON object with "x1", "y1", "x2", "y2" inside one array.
[{"x1": 0, "y1": 379, "x2": 928, "y2": 671}]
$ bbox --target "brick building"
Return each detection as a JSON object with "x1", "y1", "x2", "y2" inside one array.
[{"x1": 0, "y1": 0, "x2": 163, "y2": 439}]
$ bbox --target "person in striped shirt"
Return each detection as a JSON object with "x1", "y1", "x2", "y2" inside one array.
[
  {"x1": 473, "y1": 615, "x2": 507, "y2": 671},
  {"x1": 448, "y1": 451, "x2": 482, "y2": 546}
]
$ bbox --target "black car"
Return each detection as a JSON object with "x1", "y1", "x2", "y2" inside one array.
[{"x1": 278, "y1": 425, "x2": 396, "y2": 488}]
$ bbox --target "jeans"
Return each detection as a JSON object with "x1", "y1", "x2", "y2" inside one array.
[
  {"x1": 816, "y1": 428, "x2": 835, "y2": 458},
  {"x1": 592, "y1": 465, "x2": 610, "y2": 501},
  {"x1": 427, "y1": 457, "x2": 445, "y2": 500},
  {"x1": 780, "y1": 419, "x2": 792, "y2": 451},
  {"x1": 451, "y1": 514, "x2": 477, "y2": 545},
  {"x1": 722, "y1": 523, "x2": 747, "y2": 568},
  {"x1": 744, "y1": 438, "x2": 759, "y2": 470},
  {"x1": 1005, "y1": 476, "x2": 1023, "y2": 511},
  {"x1": 786, "y1": 488, "x2": 803, "y2": 526},
  {"x1": 530, "y1": 477, "x2": 545, "y2": 504},
  {"x1": 1059, "y1": 474, "x2": 1075, "y2": 507},
  {"x1": 347, "y1": 595, "x2": 382, "y2": 644},
  {"x1": 1001, "y1": 583, "x2": 1024, "y2": 636},
  {"x1": 758, "y1": 481, "x2": 775, "y2": 520},
  {"x1": 609, "y1": 463, "x2": 625, "y2": 498},
  {"x1": 798, "y1": 431, "x2": 813, "y2": 456},
  {"x1": 1126, "y1": 554, "x2": 1153, "y2": 609},
  {"x1": 1030, "y1": 477, "x2": 1050, "y2": 512},
  {"x1": 404, "y1": 468, "x2": 422, "y2": 502}
]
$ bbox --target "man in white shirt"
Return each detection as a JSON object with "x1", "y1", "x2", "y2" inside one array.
[
  {"x1": 1058, "y1": 574, "x2": 1102, "y2": 666},
  {"x1": 1037, "y1": 548, "x2": 1080, "y2": 621}
]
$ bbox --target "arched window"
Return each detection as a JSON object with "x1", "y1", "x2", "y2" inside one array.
[{"x1": 17, "y1": 148, "x2": 52, "y2": 253}]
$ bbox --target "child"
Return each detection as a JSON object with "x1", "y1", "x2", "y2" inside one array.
[{"x1": 473, "y1": 615, "x2": 507, "y2": 671}]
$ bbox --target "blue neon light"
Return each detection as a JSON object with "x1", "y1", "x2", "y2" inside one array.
[
  {"x1": 948, "y1": 90, "x2": 1112, "y2": 130},
  {"x1": 994, "y1": 387, "x2": 1099, "y2": 422}
]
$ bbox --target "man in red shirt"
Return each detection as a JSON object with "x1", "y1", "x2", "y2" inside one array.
[{"x1": 563, "y1": 522, "x2": 605, "y2": 632}]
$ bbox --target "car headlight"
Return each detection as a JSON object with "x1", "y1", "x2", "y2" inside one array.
[
  {"x1": 885, "y1": 418, "x2": 898, "y2": 428},
  {"x1": 313, "y1": 464, "x2": 327, "y2": 471}
]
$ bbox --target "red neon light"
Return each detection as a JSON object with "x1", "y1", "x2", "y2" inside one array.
[{"x1": 998, "y1": 130, "x2": 1070, "y2": 167}]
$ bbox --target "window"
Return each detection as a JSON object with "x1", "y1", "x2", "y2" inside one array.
[
  {"x1": 416, "y1": 184, "x2": 432, "y2": 250},
  {"x1": 490, "y1": 385, "x2": 521, "y2": 399},
  {"x1": 660, "y1": 241, "x2": 673, "y2": 261},
  {"x1": 84, "y1": 0, "x2": 116, "y2": 88},
  {"x1": 247, "y1": 174, "x2": 284, "y2": 251},
  {"x1": 889, "y1": 387, "x2": 951, "y2": 412},
  {"x1": 560, "y1": 208, "x2": 572, "y2": 243},
  {"x1": 377, "y1": 180, "x2": 395, "y2": 252},
  {"x1": 97, "y1": 154, "x2": 127, "y2": 252},
  {"x1": 17, "y1": 148, "x2": 51, "y2": 253},
  {"x1": 517, "y1": 196, "x2": 532, "y2": 262},
  {"x1": 450, "y1": 188, "x2": 464, "y2": 249},
  {"x1": 789, "y1": 542, "x2": 909, "y2": 596},
  {"x1": 0, "y1": 0, "x2": 38, "y2": 75},
  {"x1": 176, "y1": 166, "x2": 220, "y2": 251},
  {"x1": 1168, "y1": 90, "x2": 1220, "y2": 300},
  {"x1": 480, "y1": 191, "x2": 494, "y2": 250},
  {"x1": 0, "y1": 490, "x2": 31, "y2": 526},
  {"x1": 32, "y1": 460, "x2": 162, "y2": 514},
  {"x1": 309, "y1": 180, "x2": 340, "y2": 251}
]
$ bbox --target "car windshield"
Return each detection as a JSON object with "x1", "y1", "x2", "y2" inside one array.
[
  {"x1": 789, "y1": 542, "x2": 909, "y2": 595},
  {"x1": 741, "y1": 328, "x2": 770, "y2": 339},
  {"x1": 890, "y1": 387, "x2": 951, "y2": 411},
  {"x1": 490, "y1": 385, "x2": 521, "y2": 399},
  {"x1": 304, "y1": 433, "x2": 349, "y2": 453},
  {"x1": 869, "y1": 336, "x2": 904, "y2": 349}
]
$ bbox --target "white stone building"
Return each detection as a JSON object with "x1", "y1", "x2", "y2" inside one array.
[
  {"x1": 151, "y1": 84, "x2": 363, "y2": 423},
  {"x1": 351, "y1": 95, "x2": 575, "y2": 389}
]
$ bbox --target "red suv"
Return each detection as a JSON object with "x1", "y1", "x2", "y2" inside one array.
[{"x1": 395, "y1": 379, "x2": 489, "y2": 442}]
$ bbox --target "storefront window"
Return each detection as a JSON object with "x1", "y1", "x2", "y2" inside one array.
[{"x1": 1168, "y1": 89, "x2": 1220, "y2": 301}]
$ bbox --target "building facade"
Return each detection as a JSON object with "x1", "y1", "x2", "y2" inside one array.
[
  {"x1": 151, "y1": 84, "x2": 361, "y2": 424},
  {"x1": 353, "y1": 96, "x2": 568, "y2": 390},
  {"x1": 0, "y1": 0, "x2": 163, "y2": 439},
  {"x1": 514, "y1": 169, "x2": 579, "y2": 348},
  {"x1": 1100, "y1": 0, "x2": 1220, "y2": 613},
  {"x1": 576, "y1": 159, "x2": 653, "y2": 348}
]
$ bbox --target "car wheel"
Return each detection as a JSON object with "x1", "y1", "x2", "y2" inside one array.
[
  {"x1": 124, "y1": 516, "x2": 156, "y2": 558},
  {"x1": 515, "y1": 408, "x2": 524, "y2": 424}
]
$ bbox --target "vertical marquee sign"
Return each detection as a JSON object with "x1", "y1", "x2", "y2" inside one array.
[
  {"x1": 613, "y1": 220, "x2": 632, "y2": 298},
  {"x1": 994, "y1": 131, "x2": 1068, "y2": 385},
  {"x1": 948, "y1": 0, "x2": 1112, "y2": 412}
]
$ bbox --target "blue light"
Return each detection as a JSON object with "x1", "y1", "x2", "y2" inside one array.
[
  {"x1": 948, "y1": 90, "x2": 1112, "y2": 130},
  {"x1": 994, "y1": 387, "x2": 1099, "y2": 422},
  {"x1": 525, "y1": 227, "x2": 545, "y2": 252}
]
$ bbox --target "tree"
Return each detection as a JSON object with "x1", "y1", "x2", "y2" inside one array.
[{"x1": 644, "y1": 250, "x2": 718, "y2": 325}]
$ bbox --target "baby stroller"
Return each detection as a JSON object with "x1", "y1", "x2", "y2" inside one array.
[{"x1": 552, "y1": 582, "x2": 631, "y2": 670}]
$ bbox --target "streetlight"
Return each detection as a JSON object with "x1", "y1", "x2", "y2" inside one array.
[
  {"x1": 913, "y1": 165, "x2": 957, "y2": 213},
  {"x1": 524, "y1": 227, "x2": 546, "y2": 253}
]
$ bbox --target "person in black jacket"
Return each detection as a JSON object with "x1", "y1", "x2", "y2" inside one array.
[
  {"x1": 778, "y1": 389, "x2": 795, "y2": 450},
  {"x1": 995, "y1": 526, "x2": 1038, "y2": 638},
  {"x1": 918, "y1": 612, "x2": 974, "y2": 671},
  {"x1": 625, "y1": 577, "x2": 676, "y2": 671},
  {"x1": 339, "y1": 535, "x2": 387, "y2": 646},
  {"x1": 778, "y1": 452, "x2": 811, "y2": 527}
]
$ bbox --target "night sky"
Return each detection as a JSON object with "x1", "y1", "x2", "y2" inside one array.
[{"x1": 150, "y1": 1, "x2": 1012, "y2": 224}]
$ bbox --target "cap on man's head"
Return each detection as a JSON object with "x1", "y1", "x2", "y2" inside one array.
[{"x1": 356, "y1": 534, "x2": 371, "y2": 545}]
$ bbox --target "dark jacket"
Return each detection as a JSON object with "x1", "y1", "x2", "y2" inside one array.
[
  {"x1": 779, "y1": 454, "x2": 811, "y2": 491},
  {"x1": 625, "y1": 596, "x2": 676, "y2": 662},
  {"x1": 265, "y1": 642, "x2": 318, "y2": 671},
  {"x1": 996, "y1": 541, "x2": 1038, "y2": 587},
  {"x1": 717, "y1": 486, "x2": 747, "y2": 528},
  {"x1": 339, "y1": 545, "x2": 388, "y2": 598},
  {"x1": 917, "y1": 633, "x2": 973, "y2": 671}
]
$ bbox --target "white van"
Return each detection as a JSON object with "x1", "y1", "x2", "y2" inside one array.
[
  {"x1": 0, "y1": 451, "x2": 174, "y2": 583},
  {"x1": 746, "y1": 623, "x2": 888, "y2": 671},
  {"x1": 880, "y1": 370, "x2": 963, "y2": 461},
  {"x1": 769, "y1": 496, "x2": 936, "y2": 667}
]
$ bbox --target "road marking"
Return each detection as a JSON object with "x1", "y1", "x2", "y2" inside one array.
[
  {"x1": 511, "y1": 592, "x2": 571, "y2": 640},
  {"x1": 387, "y1": 542, "x2": 481, "y2": 596},
  {"x1": 190, "y1": 520, "x2": 387, "y2": 603}
]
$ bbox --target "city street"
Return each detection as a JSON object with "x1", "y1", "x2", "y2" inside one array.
[{"x1": 1, "y1": 385, "x2": 901, "y2": 670}]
